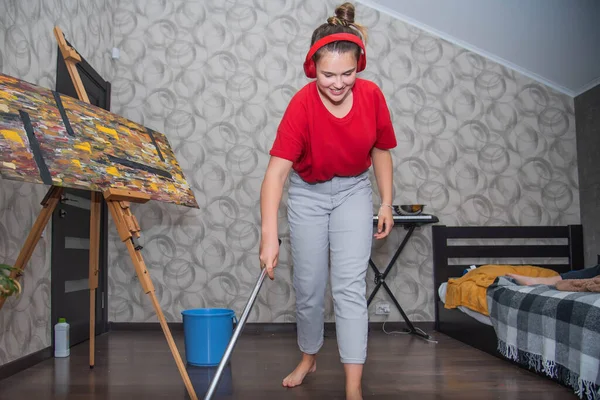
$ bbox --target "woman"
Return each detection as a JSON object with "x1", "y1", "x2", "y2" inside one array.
[
  {"x1": 508, "y1": 264, "x2": 600, "y2": 286},
  {"x1": 259, "y1": 3, "x2": 397, "y2": 399}
]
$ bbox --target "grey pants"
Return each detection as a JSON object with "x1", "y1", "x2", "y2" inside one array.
[{"x1": 287, "y1": 170, "x2": 373, "y2": 364}]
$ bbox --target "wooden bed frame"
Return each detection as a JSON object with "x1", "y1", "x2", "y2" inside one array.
[{"x1": 432, "y1": 224, "x2": 584, "y2": 358}]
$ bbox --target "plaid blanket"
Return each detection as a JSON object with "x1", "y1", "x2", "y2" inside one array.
[{"x1": 487, "y1": 277, "x2": 600, "y2": 400}]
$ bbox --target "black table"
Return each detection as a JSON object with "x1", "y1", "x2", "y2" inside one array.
[{"x1": 370, "y1": 213, "x2": 439, "y2": 341}]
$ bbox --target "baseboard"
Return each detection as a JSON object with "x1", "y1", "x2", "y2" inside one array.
[
  {"x1": 108, "y1": 321, "x2": 435, "y2": 335},
  {"x1": 109, "y1": 321, "x2": 185, "y2": 331},
  {"x1": 0, "y1": 347, "x2": 52, "y2": 381}
]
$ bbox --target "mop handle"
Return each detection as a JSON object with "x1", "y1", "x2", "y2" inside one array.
[
  {"x1": 204, "y1": 269, "x2": 266, "y2": 400},
  {"x1": 203, "y1": 240, "x2": 279, "y2": 400}
]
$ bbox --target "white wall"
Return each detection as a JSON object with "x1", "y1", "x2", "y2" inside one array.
[{"x1": 357, "y1": 0, "x2": 600, "y2": 96}]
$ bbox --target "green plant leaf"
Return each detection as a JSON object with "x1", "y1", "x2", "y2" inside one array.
[
  {"x1": 0, "y1": 264, "x2": 22, "y2": 297},
  {"x1": 0, "y1": 263, "x2": 14, "y2": 272}
]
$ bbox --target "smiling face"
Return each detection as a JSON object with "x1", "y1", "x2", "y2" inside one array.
[{"x1": 315, "y1": 50, "x2": 358, "y2": 107}]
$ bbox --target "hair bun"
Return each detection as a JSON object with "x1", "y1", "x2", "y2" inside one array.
[
  {"x1": 327, "y1": 16, "x2": 348, "y2": 26},
  {"x1": 334, "y1": 2, "x2": 355, "y2": 24},
  {"x1": 317, "y1": 2, "x2": 368, "y2": 45}
]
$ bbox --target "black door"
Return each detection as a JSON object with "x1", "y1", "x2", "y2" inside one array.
[{"x1": 51, "y1": 42, "x2": 111, "y2": 348}]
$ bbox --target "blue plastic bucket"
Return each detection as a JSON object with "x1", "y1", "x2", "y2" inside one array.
[{"x1": 181, "y1": 308, "x2": 238, "y2": 366}]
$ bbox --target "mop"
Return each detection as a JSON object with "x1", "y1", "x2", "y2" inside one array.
[{"x1": 203, "y1": 239, "x2": 281, "y2": 400}]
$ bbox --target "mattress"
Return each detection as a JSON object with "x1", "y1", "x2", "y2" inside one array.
[{"x1": 438, "y1": 282, "x2": 492, "y2": 326}]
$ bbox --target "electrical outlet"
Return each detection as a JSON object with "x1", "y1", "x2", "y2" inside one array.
[{"x1": 375, "y1": 302, "x2": 390, "y2": 315}]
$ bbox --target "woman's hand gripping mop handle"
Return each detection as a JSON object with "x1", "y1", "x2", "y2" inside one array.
[{"x1": 203, "y1": 239, "x2": 281, "y2": 400}]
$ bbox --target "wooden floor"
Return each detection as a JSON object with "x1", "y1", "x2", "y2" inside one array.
[{"x1": 0, "y1": 327, "x2": 576, "y2": 399}]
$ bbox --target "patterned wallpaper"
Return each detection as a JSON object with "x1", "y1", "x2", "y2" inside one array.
[
  {"x1": 0, "y1": 0, "x2": 114, "y2": 365},
  {"x1": 0, "y1": 0, "x2": 581, "y2": 366},
  {"x1": 107, "y1": 0, "x2": 580, "y2": 326}
]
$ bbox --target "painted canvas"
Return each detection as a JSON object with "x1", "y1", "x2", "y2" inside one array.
[{"x1": 0, "y1": 73, "x2": 198, "y2": 208}]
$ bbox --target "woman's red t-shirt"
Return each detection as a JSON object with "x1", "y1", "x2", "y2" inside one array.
[{"x1": 269, "y1": 78, "x2": 397, "y2": 183}]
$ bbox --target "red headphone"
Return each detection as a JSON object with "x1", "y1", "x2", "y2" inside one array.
[{"x1": 303, "y1": 33, "x2": 367, "y2": 79}]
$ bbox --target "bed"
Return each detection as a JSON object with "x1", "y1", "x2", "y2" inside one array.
[{"x1": 432, "y1": 224, "x2": 600, "y2": 400}]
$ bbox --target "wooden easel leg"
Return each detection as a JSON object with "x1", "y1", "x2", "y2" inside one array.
[
  {"x1": 53, "y1": 25, "x2": 97, "y2": 366},
  {"x1": 88, "y1": 191, "x2": 101, "y2": 368},
  {"x1": 0, "y1": 185, "x2": 63, "y2": 311},
  {"x1": 54, "y1": 26, "x2": 102, "y2": 368},
  {"x1": 105, "y1": 198, "x2": 197, "y2": 400},
  {"x1": 53, "y1": 26, "x2": 90, "y2": 104}
]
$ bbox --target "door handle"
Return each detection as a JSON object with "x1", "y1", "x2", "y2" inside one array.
[
  {"x1": 59, "y1": 209, "x2": 67, "y2": 218},
  {"x1": 60, "y1": 195, "x2": 71, "y2": 203}
]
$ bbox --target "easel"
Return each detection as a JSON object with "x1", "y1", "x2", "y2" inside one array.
[
  {"x1": 51, "y1": 25, "x2": 102, "y2": 372},
  {"x1": 0, "y1": 27, "x2": 198, "y2": 400}
]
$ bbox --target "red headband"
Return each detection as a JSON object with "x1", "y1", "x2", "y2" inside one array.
[{"x1": 303, "y1": 33, "x2": 367, "y2": 78}]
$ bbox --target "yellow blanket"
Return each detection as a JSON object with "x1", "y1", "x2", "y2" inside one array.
[{"x1": 444, "y1": 265, "x2": 559, "y2": 315}]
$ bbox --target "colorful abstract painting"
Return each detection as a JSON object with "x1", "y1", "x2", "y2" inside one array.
[{"x1": 0, "y1": 73, "x2": 198, "y2": 208}]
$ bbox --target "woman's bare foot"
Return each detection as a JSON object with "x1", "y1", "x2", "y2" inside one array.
[
  {"x1": 282, "y1": 353, "x2": 316, "y2": 388},
  {"x1": 506, "y1": 273, "x2": 562, "y2": 286}
]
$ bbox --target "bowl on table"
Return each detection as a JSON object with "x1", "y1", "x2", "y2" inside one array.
[{"x1": 393, "y1": 204, "x2": 425, "y2": 216}]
